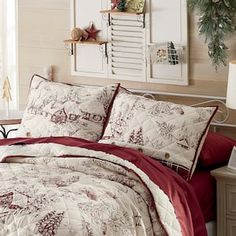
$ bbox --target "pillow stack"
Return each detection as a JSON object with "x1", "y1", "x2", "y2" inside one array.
[{"x1": 18, "y1": 76, "x2": 219, "y2": 180}]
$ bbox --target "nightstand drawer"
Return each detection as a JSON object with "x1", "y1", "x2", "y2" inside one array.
[
  {"x1": 227, "y1": 219, "x2": 236, "y2": 236},
  {"x1": 226, "y1": 184, "x2": 236, "y2": 215}
]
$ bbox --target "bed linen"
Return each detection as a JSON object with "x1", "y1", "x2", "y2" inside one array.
[
  {"x1": 100, "y1": 92, "x2": 217, "y2": 180},
  {"x1": 189, "y1": 171, "x2": 216, "y2": 223},
  {"x1": 0, "y1": 137, "x2": 207, "y2": 236},
  {"x1": 17, "y1": 74, "x2": 120, "y2": 141}
]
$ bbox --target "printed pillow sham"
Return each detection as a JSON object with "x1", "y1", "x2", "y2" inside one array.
[
  {"x1": 100, "y1": 93, "x2": 217, "y2": 180},
  {"x1": 17, "y1": 75, "x2": 119, "y2": 141}
]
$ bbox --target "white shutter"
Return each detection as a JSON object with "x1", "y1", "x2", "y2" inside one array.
[
  {"x1": 108, "y1": 14, "x2": 146, "y2": 82},
  {"x1": 72, "y1": 0, "x2": 108, "y2": 78},
  {"x1": 147, "y1": 0, "x2": 188, "y2": 85}
]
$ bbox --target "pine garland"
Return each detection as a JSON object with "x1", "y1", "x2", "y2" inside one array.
[{"x1": 188, "y1": 0, "x2": 236, "y2": 70}]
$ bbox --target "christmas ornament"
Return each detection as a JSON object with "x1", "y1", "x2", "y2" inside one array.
[
  {"x1": 117, "y1": 0, "x2": 126, "y2": 12},
  {"x1": 188, "y1": 0, "x2": 236, "y2": 70},
  {"x1": 126, "y1": 0, "x2": 145, "y2": 13},
  {"x1": 85, "y1": 23, "x2": 100, "y2": 41},
  {"x1": 71, "y1": 28, "x2": 88, "y2": 41}
]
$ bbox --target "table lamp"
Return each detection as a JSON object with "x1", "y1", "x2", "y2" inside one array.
[{"x1": 226, "y1": 60, "x2": 236, "y2": 110}]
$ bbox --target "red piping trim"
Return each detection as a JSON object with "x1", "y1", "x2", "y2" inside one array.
[{"x1": 188, "y1": 106, "x2": 219, "y2": 181}]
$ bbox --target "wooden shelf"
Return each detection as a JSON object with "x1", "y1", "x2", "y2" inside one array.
[
  {"x1": 100, "y1": 9, "x2": 144, "y2": 15},
  {"x1": 64, "y1": 39, "x2": 108, "y2": 45}
]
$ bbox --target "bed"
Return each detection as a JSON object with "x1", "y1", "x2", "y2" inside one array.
[{"x1": 0, "y1": 74, "x2": 234, "y2": 236}]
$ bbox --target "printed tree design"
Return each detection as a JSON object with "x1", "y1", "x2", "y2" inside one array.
[
  {"x1": 37, "y1": 211, "x2": 65, "y2": 236},
  {"x1": 128, "y1": 127, "x2": 144, "y2": 145},
  {"x1": 0, "y1": 192, "x2": 13, "y2": 208}
]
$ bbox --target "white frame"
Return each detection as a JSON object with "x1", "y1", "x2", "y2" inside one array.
[{"x1": 228, "y1": 147, "x2": 236, "y2": 171}]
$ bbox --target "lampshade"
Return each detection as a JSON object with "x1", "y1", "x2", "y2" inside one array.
[{"x1": 226, "y1": 60, "x2": 236, "y2": 109}]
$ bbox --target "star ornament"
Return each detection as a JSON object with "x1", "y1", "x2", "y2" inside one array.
[{"x1": 85, "y1": 23, "x2": 100, "y2": 41}]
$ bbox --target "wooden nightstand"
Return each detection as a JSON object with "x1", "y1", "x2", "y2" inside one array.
[
  {"x1": 211, "y1": 166, "x2": 236, "y2": 236},
  {"x1": 0, "y1": 111, "x2": 23, "y2": 138}
]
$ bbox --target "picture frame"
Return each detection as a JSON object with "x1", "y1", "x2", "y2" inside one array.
[{"x1": 228, "y1": 147, "x2": 236, "y2": 171}]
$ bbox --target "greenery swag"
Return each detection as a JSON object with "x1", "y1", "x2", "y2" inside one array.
[{"x1": 188, "y1": 0, "x2": 236, "y2": 70}]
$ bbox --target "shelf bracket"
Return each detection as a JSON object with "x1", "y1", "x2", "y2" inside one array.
[
  {"x1": 99, "y1": 42, "x2": 109, "y2": 64},
  {"x1": 105, "y1": 42, "x2": 108, "y2": 64},
  {"x1": 108, "y1": 13, "x2": 111, "y2": 26},
  {"x1": 64, "y1": 42, "x2": 74, "y2": 56}
]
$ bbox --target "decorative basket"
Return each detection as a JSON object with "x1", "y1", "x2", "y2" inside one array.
[{"x1": 149, "y1": 42, "x2": 184, "y2": 65}]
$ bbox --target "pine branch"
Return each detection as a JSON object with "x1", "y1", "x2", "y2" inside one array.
[{"x1": 188, "y1": 0, "x2": 236, "y2": 70}]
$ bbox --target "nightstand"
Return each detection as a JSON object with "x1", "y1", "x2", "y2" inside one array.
[
  {"x1": 211, "y1": 166, "x2": 236, "y2": 236},
  {"x1": 0, "y1": 111, "x2": 23, "y2": 138}
]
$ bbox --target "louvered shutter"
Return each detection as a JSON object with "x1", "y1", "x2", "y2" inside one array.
[{"x1": 108, "y1": 14, "x2": 146, "y2": 82}]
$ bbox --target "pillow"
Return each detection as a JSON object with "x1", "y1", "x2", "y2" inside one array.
[
  {"x1": 17, "y1": 75, "x2": 120, "y2": 141},
  {"x1": 198, "y1": 132, "x2": 236, "y2": 169},
  {"x1": 99, "y1": 93, "x2": 217, "y2": 180}
]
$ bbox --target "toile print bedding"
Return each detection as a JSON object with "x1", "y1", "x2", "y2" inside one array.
[
  {"x1": 0, "y1": 137, "x2": 207, "y2": 236},
  {"x1": 17, "y1": 74, "x2": 119, "y2": 141}
]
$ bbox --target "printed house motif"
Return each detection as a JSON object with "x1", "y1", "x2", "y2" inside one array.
[{"x1": 51, "y1": 108, "x2": 68, "y2": 124}]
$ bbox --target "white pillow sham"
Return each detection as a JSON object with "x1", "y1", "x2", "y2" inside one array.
[
  {"x1": 17, "y1": 75, "x2": 119, "y2": 141},
  {"x1": 100, "y1": 92, "x2": 217, "y2": 180}
]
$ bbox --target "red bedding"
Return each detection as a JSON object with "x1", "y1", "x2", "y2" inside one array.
[
  {"x1": 189, "y1": 170, "x2": 216, "y2": 223},
  {"x1": 0, "y1": 137, "x2": 207, "y2": 236}
]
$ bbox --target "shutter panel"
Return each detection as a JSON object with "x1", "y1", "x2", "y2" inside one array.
[{"x1": 109, "y1": 14, "x2": 146, "y2": 82}]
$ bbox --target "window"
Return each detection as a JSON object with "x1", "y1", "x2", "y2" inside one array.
[{"x1": 0, "y1": 0, "x2": 18, "y2": 111}]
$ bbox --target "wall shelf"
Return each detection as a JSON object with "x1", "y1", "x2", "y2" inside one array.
[
  {"x1": 64, "y1": 39, "x2": 108, "y2": 45},
  {"x1": 100, "y1": 9, "x2": 143, "y2": 16},
  {"x1": 100, "y1": 9, "x2": 145, "y2": 28},
  {"x1": 64, "y1": 39, "x2": 108, "y2": 62}
]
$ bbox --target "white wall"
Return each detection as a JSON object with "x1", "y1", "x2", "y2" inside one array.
[
  {"x1": 18, "y1": 1, "x2": 236, "y2": 110},
  {"x1": 18, "y1": 0, "x2": 70, "y2": 109},
  {"x1": 0, "y1": 0, "x2": 18, "y2": 111}
]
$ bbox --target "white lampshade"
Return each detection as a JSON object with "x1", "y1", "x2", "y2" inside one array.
[{"x1": 226, "y1": 60, "x2": 236, "y2": 109}]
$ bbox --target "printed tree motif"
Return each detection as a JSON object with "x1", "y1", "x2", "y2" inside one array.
[
  {"x1": 136, "y1": 127, "x2": 144, "y2": 145},
  {"x1": 0, "y1": 192, "x2": 13, "y2": 208},
  {"x1": 128, "y1": 127, "x2": 144, "y2": 145},
  {"x1": 37, "y1": 211, "x2": 65, "y2": 236},
  {"x1": 128, "y1": 130, "x2": 136, "y2": 144}
]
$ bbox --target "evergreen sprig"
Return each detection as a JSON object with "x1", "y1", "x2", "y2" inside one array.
[{"x1": 188, "y1": 0, "x2": 236, "y2": 70}]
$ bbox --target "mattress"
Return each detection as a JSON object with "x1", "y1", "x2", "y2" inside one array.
[{"x1": 189, "y1": 170, "x2": 216, "y2": 223}]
